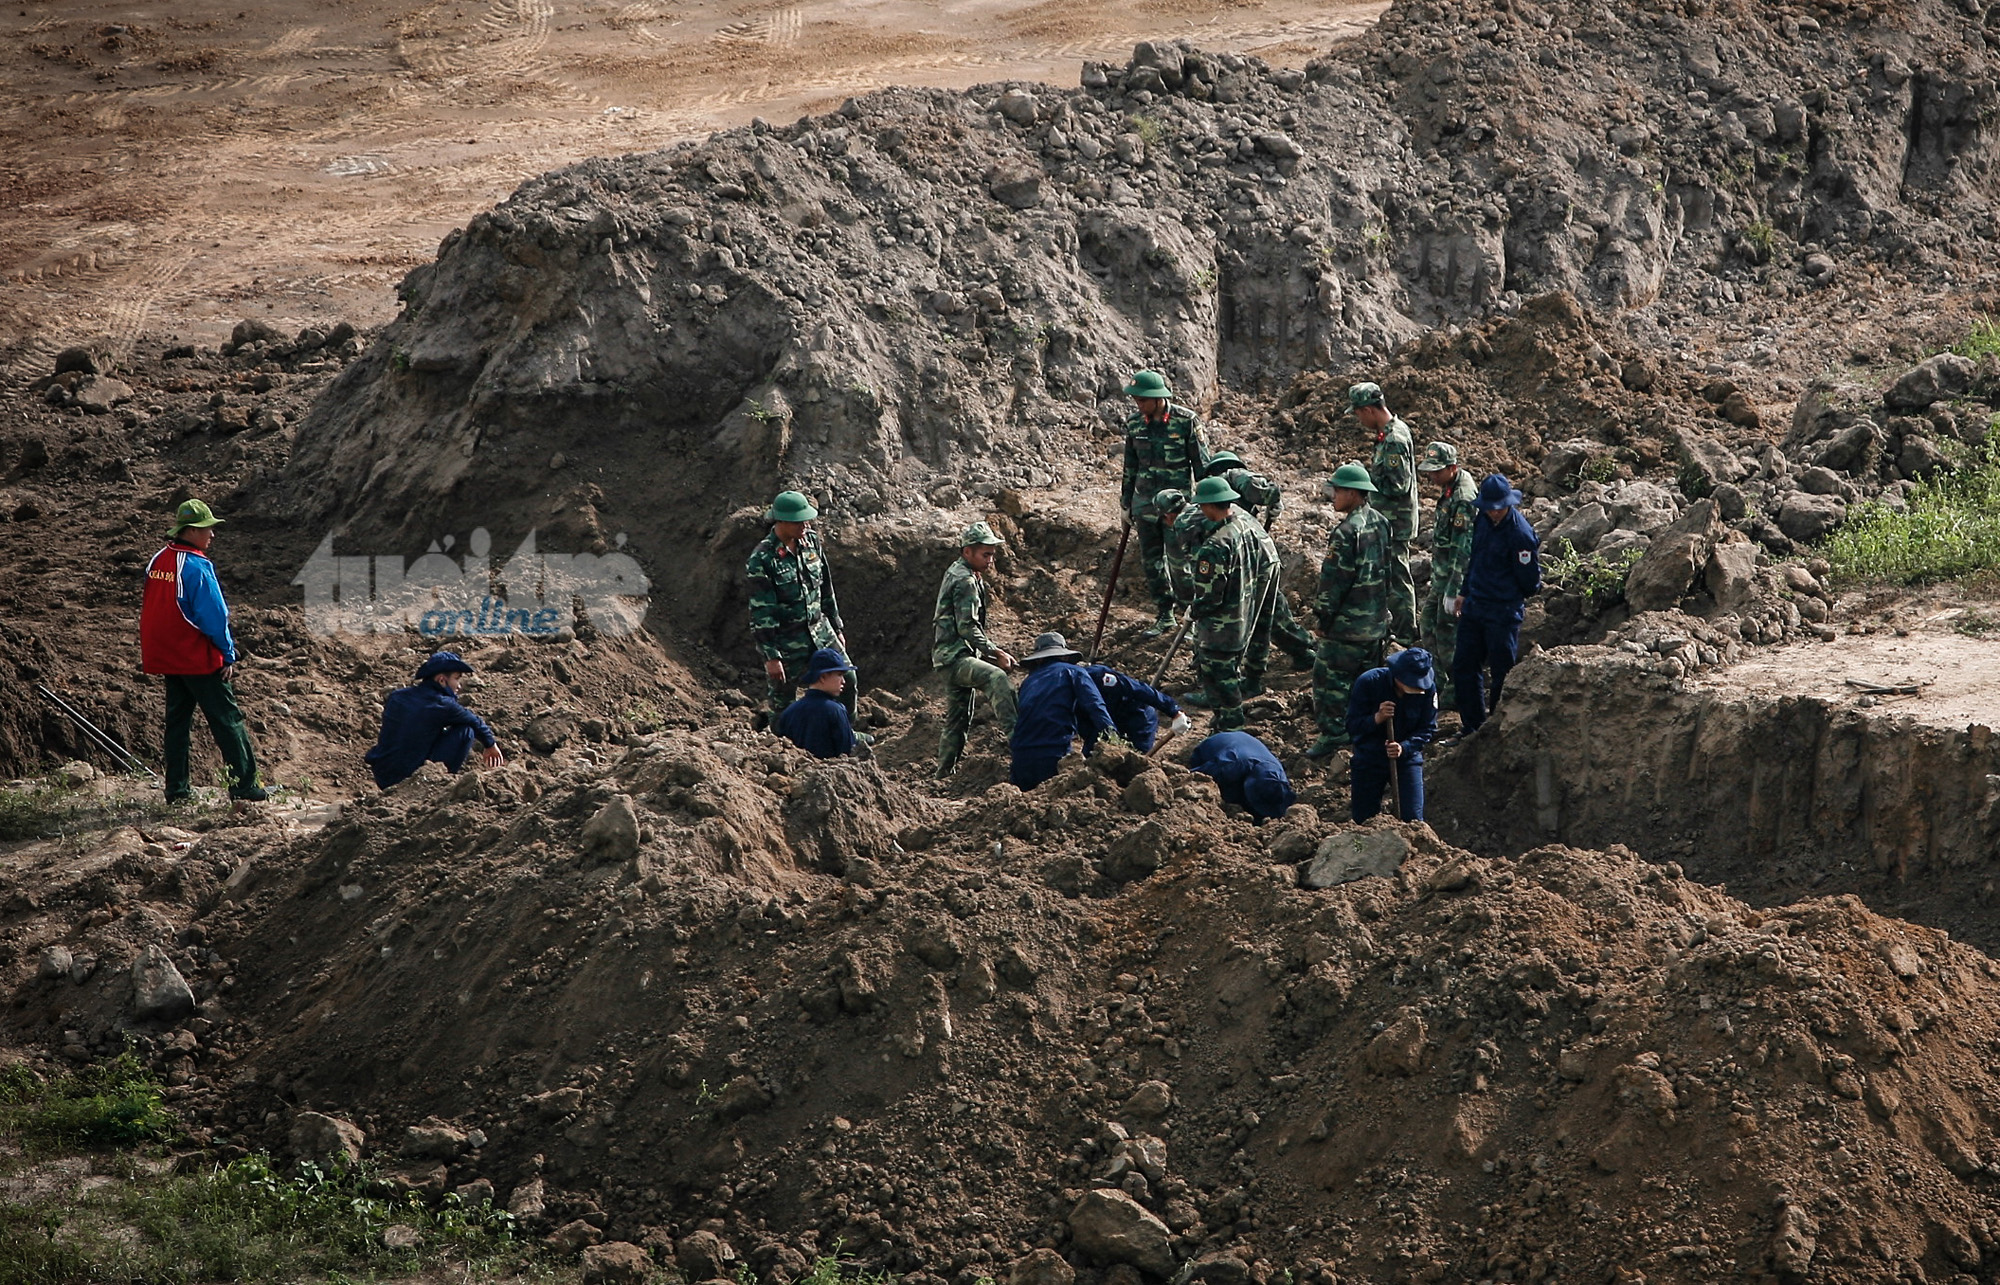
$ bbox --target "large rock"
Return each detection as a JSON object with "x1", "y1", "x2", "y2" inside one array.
[
  {"x1": 37, "y1": 946, "x2": 72, "y2": 982},
  {"x1": 1811, "y1": 419, "x2": 1882, "y2": 473},
  {"x1": 582, "y1": 1242, "x2": 656, "y2": 1285},
  {"x1": 72, "y1": 376, "x2": 134, "y2": 414},
  {"x1": 1300, "y1": 830, "x2": 1410, "y2": 888},
  {"x1": 582, "y1": 794, "x2": 641, "y2": 864},
  {"x1": 1550, "y1": 502, "x2": 1612, "y2": 553},
  {"x1": 402, "y1": 1119, "x2": 469, "y2": 1161},
  {"x1": 1776, "y1": 492, "x2": 1846, "y2": 544},
  {"x1": 676, "y1": 1230, "x2": 736, "y2": 1281},
  {"x1": 1898, "y1": 434, "x2": 1952, "y2": 482},
  {"x1": 1885, "y1": 353, "x2": 1975, "y2": 410},
  {"x1": 290, "y1": 1110, "x2": 366, "y2": 1164},
  {"x1": 1623, "y1": 498, "x2": 1721, "y2": 613},
  {"x1": 1704, "y1": 540, "x2": 1761, "y2": 614},
  {"x1": 1066, "y1": 1189, "x2": 1175, "y2": 1277},
  {"x1": 1602, "y1": 480, "x2": 1679, "y2": 534},
  {"x1": 131, "y1": 944, "x2": 194, "y2": 1021}
]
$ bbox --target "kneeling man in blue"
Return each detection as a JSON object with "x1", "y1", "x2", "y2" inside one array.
[
  {"x1": 1009, "y1": 632, "x2": 1114, "y2": 790},
  {"x1": 777, "y1": 648, "x2": 858, "y2": 759},
  {"x1": 1081, "y1": 662, "x2": 1183, "y2": 752},
  {"x1": 1346, "y1": 647, "x2": 1439, "y2": 823},
  {"x1": 364, "y1": 651, "x2": 504, "y2": 788},
  {"x1": 1188, "y1": 731, "x2": 1295, "y2": 823}
]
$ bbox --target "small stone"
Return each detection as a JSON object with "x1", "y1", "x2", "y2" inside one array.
[
  {"x1": 1066, "y1": 1188, "x2": 1174, "y2": 1276},
  {"x1": 455, "y1": 1177, "x2": 496, "y2": 1206},
  {"x1": 1253, "y1": 132, "x2": 1302, "y2": 159},
  {"x1": 37, "y1": 946, "x2": 72, "y2": 982},
  {"x1": 1121, "y1": 768, "x2": 1172, "y2": 814},
  {"x1": 53, "y1": 347, "x2": 98, "y2": 376},
  {"x1": 582, "y1": 794, "x2": 641, "y2": 864},
  {"x1": 230, "y1": 318, "x2": 285, "y2": 350},
  {"x1": 508, "y1": 1176, "x2": 547, "y2": 1221},
  {"x1": 131, "y1": 944, "x2": 194, "y2": 1021},
  {"x1": 383, "y1": 1224, "x2": 423, "y2": 1251},
  {"x1": 583, "y1": 1241, "x2": 657, "y2": 1284},
  {"x1": 1114, "y1": 133, "x2": 1145, "y2": 165},
  {"x1": 1885, "y1": 352, "x2": 1974, "y2": 410},
  {"x1": 548, "y1": 1219, "x2": 604, "y2": 1252},
  {"x1": 677, "y1": 1230, "x2": 736, "y2": 1281},
  {"x1": 1364, "y1": 1010, "x2": 1431, "y2": 1076},
  {"x1": 1008, "y1": 1247, "x2": 1075, "y2": 1285},
  {"x1": 1796, "y1": 466, "x2": 1845, "y2": 496},
  {"x1": 1120, "y1": 1080, "x2": 1172, "y2": 1120},
  {"x1": 402, "y1": 1119, "x2": 469, "y2": 1161},
  {"x1": 290, "y1": 1110, "x2": 365, "y2": 1164},
  {"x1": 997, "y1": 88, "x2": 1039, "y2": 125},
  {"x1": 72, "y1": 376, "x2": 134, "y2": 414}
]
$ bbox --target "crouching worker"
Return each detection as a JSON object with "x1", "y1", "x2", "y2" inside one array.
[
  {"x1": 1346, "y1": 647, "x2": 1438, "y2": 823},
  {"x1": 1188, "y1": 730, "x2": 1295, "y2": 824},
  {"x1": 1081, "y1": 661, "x2": 1185, "y2": 753},
  {"x1": 364, "y1": 651, "x2": 504, "y2": 789},
  {"x1": 777, "y1": 648, "x2": 857, "y2": 759},
  {"x1": 1009, "y1": 633, "x2": 1114, "y2": 790}
]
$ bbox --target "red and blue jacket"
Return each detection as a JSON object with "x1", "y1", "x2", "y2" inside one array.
[{"x1": 141, "y1": 541, "x2": 238, "y2": 675}]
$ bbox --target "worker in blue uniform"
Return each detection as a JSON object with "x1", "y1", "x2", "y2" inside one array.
[
  {"x1": 364, "y1": 651, "x2": 503, "y2": 788},
  {"x1": 1009, "y1": 632, "x2": 1114, "y2": 790},
  {"x1": 776, "y1": 648, "x2": 858, "y2": 759},
  {"x1": 1450, "y1": 473, "x2": 1541, "y2": 735},
  {"x1": 1187, "y1": 730, "x2": 1295, "y2": 823},
  {"x1": 1346, "y1": 647, "x2": 1439, "y2": 822},
  {"x1": 1081, "y1": 662, "x2": 1187, "y2": 753}
]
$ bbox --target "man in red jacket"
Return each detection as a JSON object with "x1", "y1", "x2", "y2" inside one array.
[{"x1": 141, "y1": 499, "x2": 266, "y2": 803}]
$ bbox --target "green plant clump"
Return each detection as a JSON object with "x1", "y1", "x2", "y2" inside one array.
[
  {"x1": 1544, "y1": 544, "x2": 1646, "y2": 604},
  {"x1": 1951, "y1": 314, "x2": 2000, "y2": 361},
  {"x1": 1823, "y1": 436, "x2": 2000, "y2": 584},
  {"x1": 0, "y1": 1055, "x2": 174, "y2": 1147}
]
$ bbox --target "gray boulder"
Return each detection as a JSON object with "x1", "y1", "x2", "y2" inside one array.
[
  {"x1": 1593, "y1": 529, "x2": 1653, "y2": 561},
  {"x1": 1550, "y1": 502, "x2": 1612, "y2": 553},
  {"x1": 1796, "y1": 466, "x2": 1846, "y2": 496},
  {"x1": 37, "y1": 946, "x2": 72, "y2": 982},
  {"x1": 1704, "y1": 540, "x2": 1761, "y2": 614},
  {"x1": 1301, "y1": 830, "x2": 1410, "y2": 888},
  {"x1": 72, "y1": 376, "x2": 134, "y2": 414},
  {"x1": 291, "y1": 1110, "x2": 366, "y2": 1164},
  {"x1": 1776, "y1": 492, "x2": 1846, "y2": 543},
  {"x1": 582, "y1": 794, "x2": 641, "y2": 864},
  {"x1": 1812, "y1": 419, "x2": 1882, "y2": 473},
  {"x1": 1067, "y1": 1189, "x2": 1175, "y2": 1277},
  {"x1": 1898, "y1": 434, "x2": 1951, "y2": 482},
  {"x1": 131, "y1": 945, "x2": 194, "y2": 1021},
  {"x1": 1624, "y1": 499, "x2": 1722, "y2": 614},
  {"x1": 1885, "y1": 353, "x2": 1975, "y2": 410}
]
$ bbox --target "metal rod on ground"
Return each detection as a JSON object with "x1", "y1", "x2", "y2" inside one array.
[
  {"x1": 1149, "y1": 615, "x2": 1194, "y2": 689},
  {"x1": 32, "y1": 684, "x2": 160, "y2": 781},
  {"x1": 1088, "y1": 523, "x2": 1133, "y2": 664}
]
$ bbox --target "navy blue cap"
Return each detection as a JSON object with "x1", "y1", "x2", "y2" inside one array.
[
  {"x1": 1476, "y1": 473, "x2": 1524, "y2": 512},
  {"x1": 1243, "y1": 770, "x2": 1296, "y2": 822},
  {"x1": 1388, "y1": 647, "x2": 1435, "y2": 691},
  {"x1": 415, "y1": 651, "x2": 474, "y2": 681},
  {"x1": 802, "y1": 647, "x2": 855, "y2": 683}
]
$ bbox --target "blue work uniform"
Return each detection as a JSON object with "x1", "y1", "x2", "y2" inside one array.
[
  {"x1": 364, "y1": 681, "x2": 497, "y2": 789},
  {"x1": 777, "y1": 688, "x2": 856, "y2": 759},
  {"x1": 1081, "y1": 663, "x2": 1180, "y2": 753},
  {"x1": 1345, "y1": 665, "x2": 1439, "y2": 822},
  {"x1": 1453, "y1": 509, "x2": 1541, "y2": 733},
  {"x1": 1009, "y1": 661, "x2": 1114, "y2": 790},
  {"x1": 1188, "y1": 731, "x2": 1295, "y2": 823}
]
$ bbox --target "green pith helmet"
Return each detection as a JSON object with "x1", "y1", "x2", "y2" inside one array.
[
  {"x1": 1348, "y1": 382, "x2": 1386, "y2": 410},
  {"x1": 1124, "y1": 369, "x2": 1172, "y2": 399},
  {"x1": 168, "y1": 498, "x2": 223, "y2": 537},
  {"x1": 1418, "y1": 441, "x2": 1459, "y2": 473},
  {"x1": 1329, "y1": 462, "x2": 1378, "y2": 493},
  {"x1": 1191, "y1": 476, "x2": 1240, "y2": 505},
  {"x1": 1201, "y1": 450, "x2": 1243, "y2": 478},
  {"x1": 765, "y1": 490, "x2": 819, "y2": 522},
  {"x1": 960, "y1": 521, "x2": 1005, "y2": 548},
  {"x1": 1153, "y1": 488, "x2": 1187, "y2": 512}
]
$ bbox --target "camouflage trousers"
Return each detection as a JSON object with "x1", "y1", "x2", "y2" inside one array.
[
  {"x1": 938, "y1": 656, "x2": 1019, "y2": 776},
  {"x1": 1240, "y1": 580, "x2": 1314, "y2": 688},
  {"x1": 1193, "y1": 642, "x2": 1247, "y2": 731},
  {"x1": 1418, "y1": 591, "x2": 1459, "y2": 705},
  {"x1": 1313, "y1": 636, "x2": 1384, "y2": 740},
  {"x1": 1387, "y1": 538, "x2": 1418, "y2": 642},
  {"x1": 765, "y1": 647, "x2": 858, "y2": 724},
  {"x1": 1132, "y1": 515, "x2": 1175, "y2": 614}
]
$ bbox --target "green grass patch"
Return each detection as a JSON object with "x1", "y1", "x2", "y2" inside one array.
[
  {"x1": 1544, "y1": 544, "x2": 1645, "y2": 607},
  {"x1": 0, "y1": 1055, "x2": 174, "y2": 1148},
  {"x1": 1824, "y1": 437, "x2": 2000, "y2": 584},
  {"x1": 0, "y1": 1153, "x2": 538, "y2": 1285},
  {"x1": 1951, "y1": 314, "x2": 2000, "y2": 361}
]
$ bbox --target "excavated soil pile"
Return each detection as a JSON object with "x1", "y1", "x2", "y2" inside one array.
[
  {"x1": 13, "y1": 743, "x2": 2000, "y2": 1284},
  {"x1": 265, "y1": 0, "x2": 2000, "y2": 672}
]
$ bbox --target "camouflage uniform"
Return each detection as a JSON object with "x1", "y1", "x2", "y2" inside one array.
[
  {"x1": 1312, "y1": 504, "x2": 1391, "y2": 743},
  {"x1": 1239, "y1": 515, "x2": 1313, "y2": 689},
  {"x1": 933, "y1": 555, "x2": 1018, "y2": 775},
  {"x1": 1178, "y1": 479, "x2": 1311, "y2": 673},
  {"x1": 746, "y1": 528, "x2": 851, "y2": 722},
  {"x1": 1367, "y1": 415, "x2": 1419, "y2": 641},
  {"x1": 1122, "y1": 404, "x2": 1211, "y2": 618},
  {"x1": 1162, "y1": 499, "x2": 1215, "y2": 608},
  {"x1": 1211, "y1": 466, "x2": 1282, "y2": 530},
  {"x1": 1421, "y1": 465, "x2": 1481, "y2": 688},
  {"x1": 1186, "y1": 512, "x2": 1260, "y2": 731}
]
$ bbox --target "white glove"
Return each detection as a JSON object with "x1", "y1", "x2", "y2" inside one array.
[{"x1": 1170, "y1": 712, "x2": 1192, "y2": 734}]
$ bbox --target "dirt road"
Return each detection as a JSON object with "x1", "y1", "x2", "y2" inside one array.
[{"x1": 0, "y1": 0, "x2": 1383, "y2": 376}]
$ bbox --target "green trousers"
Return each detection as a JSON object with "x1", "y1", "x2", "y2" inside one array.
[
  {"x1": 1312, "y1": 637, "x2": 1383, "y2": 740},
  {"x1": 1132, "y1": 515, "x2": 1175, "y2": 614},
  {"x1": 1387, "y1": 538, "x2": 1418, "y2": 642},
  {"x1": 938, "y1": 656, "x2": 1018, "y2": 775},
  {"x1": 1419, "y1": 591, "x2": 1459, "y2": 705},
  {"x1": 1194, "y1": 643, "x2": 1247, "y2": 730},
  {"x1": 163, "y1": 672, "x2": 260, "y2": 800}
]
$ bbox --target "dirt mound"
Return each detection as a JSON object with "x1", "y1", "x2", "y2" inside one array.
[
  {"x1": 12, "y1": 739, "x2": 2000, "y2": 1282},
  {"x1": 259, "y1": 0, "x2": 2000, "y2": 670}
]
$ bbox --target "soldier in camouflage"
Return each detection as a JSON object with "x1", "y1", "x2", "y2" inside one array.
[
  {"x1": 1182, "y1": 476, "x2": 1262, "y2": 731},
  {"x1": 1154, "y1": 488, "x2": 1212, "y2": 610},
  {"x1": 932, "y1": 521, "x2": 1019, "y2": 778},
  {"x1": 1202, "y1": 450, "x2": 1316, "y2": 675},
  {"x1": 1306, "y1": 463, "x2": 1391, "y2": 760},
  {"x1": 1351, "y1": 382, "x2": 1418, "y2": 643},
  {"x1": 1200, "y1": 451, "x2": 1282, "y2": 529},
  {"x1": 745, "y1": 490, "x2": 853, "y2": 727},
  {"x1": 1162, "y1": 485, "x2": 1311, "y2": 687},
  {"x1": 1121, "y1": 370, "x2": 1211, "y2": 637},
  {"x1": 1418, "y1": 442, "x2": 1480, "y2": 701}
]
